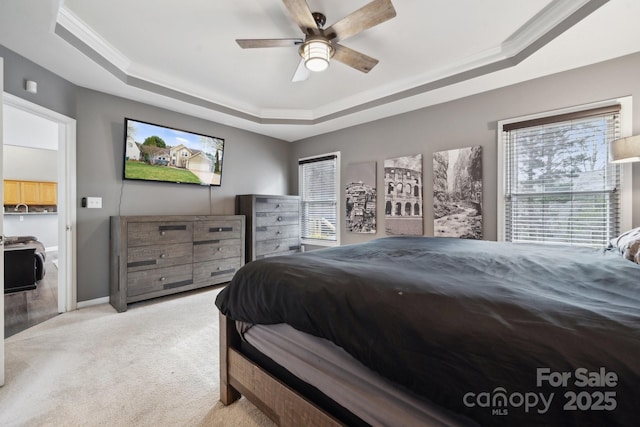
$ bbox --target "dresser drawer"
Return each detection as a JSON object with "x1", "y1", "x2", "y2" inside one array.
[
  {"x1": 255, "y1": 212, "x2": 299, "y2": 227},
  {"x1": 193, "y1": 239, "x2": 242, "y2": 263},
  {"x1": 254, "y1": 224, "x2": 299, "y2": 241},
  {"x1": 127, "y1": 242, "x2": 193, "y2": 272},
  {"x1": 127, "y1": 264, "x2": 193, "y2": 297},
  {"x1": 128, "y1": 221, "x2": 193, "y2": 246},
  {"x1": 236, "y1": 194, "x2": 299, "y2": 263},
  {"x1": 193, "y1": 257, "x2": 242, "y2": 284},
  {"x1": 254, "y1": 197, "x2": 299, "y2": 213},
  {"x1": 194, "y1": 219, "x2": 243, "y2": 241},
  {"x1": 256, "y1": 249, "x2": 300, "y2": 260},
  {"x1": 110, "y1": 215, "x2": 245, "y2": 312},
  {"x1": 255, "y1": 237, "x2": 301, "y2": 257}
]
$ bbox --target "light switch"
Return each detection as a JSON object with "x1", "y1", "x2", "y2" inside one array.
[{"x1": 86, "y1": 197, "x2": 102, "y2": 209}]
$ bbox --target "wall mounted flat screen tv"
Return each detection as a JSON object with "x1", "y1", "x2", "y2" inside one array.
[{"x1": 123, "y1": 118, "x2": 224, "y2": 186}]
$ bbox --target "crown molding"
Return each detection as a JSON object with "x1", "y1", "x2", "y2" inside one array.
[
  {"x1": 56, "y1": 6, "x2": 130, "y2": 72},
  {"x1": 54, "y1": 0, "x2": 609, "y2": 126}
]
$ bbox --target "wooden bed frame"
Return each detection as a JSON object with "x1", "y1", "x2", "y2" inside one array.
[{"x1": 219, "y1": 312, "x2": 344, "y2": 426}]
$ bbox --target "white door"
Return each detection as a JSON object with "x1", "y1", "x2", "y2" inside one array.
[{"x1": 1, "y1": 56, "x2": 6, "y2": 386}]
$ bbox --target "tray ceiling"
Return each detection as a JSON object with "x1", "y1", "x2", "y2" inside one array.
[{"x1": 1, "y1": 0, "x2": 639, "y2": 141}]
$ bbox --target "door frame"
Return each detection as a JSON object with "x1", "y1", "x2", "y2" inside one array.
[
  {"x1": 2, "y1": 93, "x2": 77, "y2": 314},
  {"x1": 1, "y1": 56, "x2": 5, "y2": 386}
]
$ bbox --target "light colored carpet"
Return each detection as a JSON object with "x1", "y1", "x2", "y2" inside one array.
[{"x1": 0, "y1": 287, "x2": 275, "y2": 427}]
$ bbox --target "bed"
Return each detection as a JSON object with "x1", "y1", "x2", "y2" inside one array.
[{"x1": 215, "y1": 236, "x2": 640, "y2": 426}]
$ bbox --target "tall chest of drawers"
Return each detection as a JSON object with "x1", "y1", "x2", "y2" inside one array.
[
  {"x1": 109, "y1": 215, "x2": 245, "y2": 312},
  {"x1": 236, "y1": 195, "x2": 301, "y2": 262}
]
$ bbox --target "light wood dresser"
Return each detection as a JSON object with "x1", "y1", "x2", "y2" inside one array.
[
  {"x1": 109, "y1": 215, "x2": 245, "y2": 312},
  {"x1": 235, "y1": 194, "x2": 301, "y2": 262}
]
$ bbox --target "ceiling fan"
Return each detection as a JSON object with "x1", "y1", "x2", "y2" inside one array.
[{"x1": 236, "y1": 0, "x2": 396, "y2": 82}]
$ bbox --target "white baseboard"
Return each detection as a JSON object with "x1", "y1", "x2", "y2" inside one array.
[{"x1": 77, "y1": 296, "x2": 109, "y2": 309}]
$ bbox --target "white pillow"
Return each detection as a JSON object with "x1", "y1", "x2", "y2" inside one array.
[{"x1": 609, "y1": 227, "x2": 640, "y2": 263}]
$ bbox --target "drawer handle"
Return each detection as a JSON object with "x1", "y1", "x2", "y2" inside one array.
[
  {"x1": 160, "y1": 231, "x2": 166, "y2": 236},
  {"x1": 276, "y1": 231, "x2": 281, "y2": 235},
  {"x1": 277, "y1": 216, "x2": 282, "y2": 221},
  {"x1": 217, "y1": 247, "x2": 223, "y2": 252},
  {"x1": 159, "y1": 253, "x2": 166, "y2": 259},
  {"x1": 276, "y1": 204, "x2": 281, "y2": 208},
  {"x1": 159, "y1": 276, "x2": 166, "y2": 281},
  {"x1": 209, "y1": 227, "x2": 232, "y2": 233},
  {"x1": 275, "y1": 244, "x2": 281, "y2": 249},
  {"x1": 217, "y1": 267, "x2": 221, "y2": 271}
]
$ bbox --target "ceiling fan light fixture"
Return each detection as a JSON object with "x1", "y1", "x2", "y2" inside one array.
[{"x1": 300, "y1": 38, "x2": 334, "y2": 72}]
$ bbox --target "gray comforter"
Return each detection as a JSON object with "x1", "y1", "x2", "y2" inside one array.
[{"x1": 216, "y1": 236, "x2": 640, "y2": 426}]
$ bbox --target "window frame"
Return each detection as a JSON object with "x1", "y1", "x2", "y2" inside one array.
[
  {"x1": 298, "y1": 151, "x2": 341, "y2": 247},
  {"x1": 497, "y1": 97, "x2": 633, "y2": 244}
]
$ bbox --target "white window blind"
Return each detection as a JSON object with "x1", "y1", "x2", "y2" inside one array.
[
  {"x1": 502, "y1": 105, "x2": 621, "y2": 247},
  {"x1": 299, "y1": 154, "x2": 337, "y2": 242}
]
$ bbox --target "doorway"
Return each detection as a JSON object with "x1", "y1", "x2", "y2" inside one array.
[{"x1": 2, "y1": 93, "x2": 77, "y2": 337}]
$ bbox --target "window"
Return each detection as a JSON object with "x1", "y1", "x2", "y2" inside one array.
[
  {"x1": 498, "y1": 100, "x2": 632, "y2": 248},
  {"x1": 299, "y1": 153, "x2": 340, "y2": 245}
]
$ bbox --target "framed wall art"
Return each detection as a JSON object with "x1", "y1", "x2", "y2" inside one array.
[
  {"x1": 384, "y1": 154, "x2": 423, "y2": 235},
  {"x1": 433, "y1": 146, "x2": 483, "y2": 239},
  {"x1": 345, "y1": 161, "x2": 377, "y2": 233}
]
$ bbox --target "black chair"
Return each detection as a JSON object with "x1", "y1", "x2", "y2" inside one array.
[{"x1": 3, "y1": 235, "x2": 47, "y2": 294}]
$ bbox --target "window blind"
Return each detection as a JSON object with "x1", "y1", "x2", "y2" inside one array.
[
  {"x1": 502, "y1": 106, "x2": 620, "y2": 247},
  {"x1": 299, "y1": 155, "x2": 337, "y2": 241}
]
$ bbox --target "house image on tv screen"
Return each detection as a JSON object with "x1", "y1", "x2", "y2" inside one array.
[{"x1": 124, "y1": 118, "x2": 224, "y2": 186}]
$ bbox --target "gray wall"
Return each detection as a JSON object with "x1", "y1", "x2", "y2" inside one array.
[
  {"x1": 4, "y1": 44, "x2": 640, "y2": 301},
  {"x1": 76, "y1": 89, "x2": 290, "y2": 301},
  {"x1": 0, "y1": 45, "x2": 76, "y2": 118},
  {"x1": 289, "y1": 52, "x2": 640, "y2": 246},
  {"x1": 2, "y1": 45, "x2": 291, "y2": 302}
]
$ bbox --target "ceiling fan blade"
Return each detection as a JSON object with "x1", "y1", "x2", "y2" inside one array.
[
  {"x1": 236, "y1": 38, "x2": 303, "y2": 49},
  {"x1": 282, "y1": 0, "x2": 318, "y2": 35},
  {"x1": 324, "y1": 0, "x2": 396, "y2": 41},
  {"x1": 332, "y1": 44, "x2": 379, "y2": 73},
  {"x1": 291, "y1": 59, "x2": 311, "y2": 82}
]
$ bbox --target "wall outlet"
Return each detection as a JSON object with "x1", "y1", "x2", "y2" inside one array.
[{"x1": 85, "y1": 197, "x2": 102, "y2": 209}]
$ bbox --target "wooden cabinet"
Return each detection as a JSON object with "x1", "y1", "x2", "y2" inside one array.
[
  {"x1": 109, "y1": 215, "x2": 245, "y2": 312},
  {"x1": 3, "y1": 180, "x2": 57, "y2": 205},
  {"x1": 39, "y1": 182, "x2": 58, "y2": 205},
  {"x1": 236, "y1": 194, "x2": 301, "y2": 262},
  {"x1": 3, "y1": 181, "x2": 21, "y2": 205}
]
